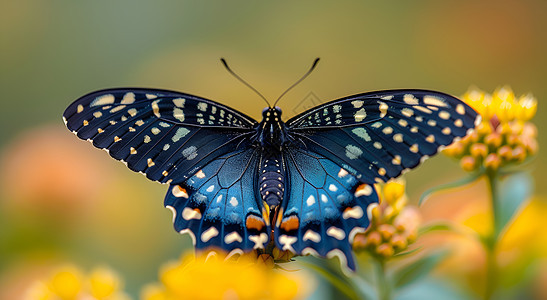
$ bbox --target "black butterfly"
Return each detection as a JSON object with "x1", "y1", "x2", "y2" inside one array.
[{"x1": 63, "y1": 60, "x2": 479, "y2": 272}]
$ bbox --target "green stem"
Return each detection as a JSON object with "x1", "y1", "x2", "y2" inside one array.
[
  {"x1": 484, "y1": 170, "x2": 499, "y2": 300},
  {"x1": 374, "y1": 258, "x2": 391, "y2": 300}
]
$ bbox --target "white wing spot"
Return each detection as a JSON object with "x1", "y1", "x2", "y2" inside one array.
[
  {"x1": 393, "y1": 133, "x2": 404, "y2": 143},
  {"x1": 427, "y1": 120, "x2": 437, "y2": 127},
  {"x1": 196, "y1": 170, "x2": 206, "y2": 179},
  {"x1": 230, "y1": 197, "x2": 238, "y2": 207},
  {"x1": 403, "y1": 94, "x2": 419, "y2": 105},
  {"x1": 172, "y1": 185, "x2": 189, "y2": 198},
  {"x1": 424, "y1": 95, "x2": 448, "y2": 107},
  {"x1": 354, "y1": 108, "x2": 367, "y2": 122},
  {"x1": 439, "y1": 111, "x2": 451, "y2": 120},
  {"x1": 328, "y1": 184, "x2": 338, "y2": 192},
  {"x1": 351, "y1": 100, "x2": 364, "y2": 108},
  {"x1": 250, "y1": 233, "x2": 269, "y2": 250},
  {"x1": 456, "y1": 104, "x2": 466, "y2": 115},
  {"x1": 415, "y1": 106, "x2": 432, "y2": 114},
  {"x1": 398, "y1": 119, "x2": 408, "y2": 127},
  {"x1": 128, "y1": 109, "x2": 137, "y2": 117},
  {"x1": 144, "y1": 135, "x2": 151, "y2": 143},
  {"x1": 206, "y1": 185, "x2": 215, "y2": 193},
  {"x1": 173, "y1": 108, "x2": 185, "y2": 122},
  {"x1": 77, "y1": 104, "x2": 84, "y2": 113},
  {"x1": 355, "y1": 184, "x2": 373, "y2": 197},
  {"x1": 91, "y1": 94, "x2": 115, "y2": 107},
  {"x1": 182, "y1": 146, "x2": 198, "y2": 160},
  {"x1": 173, "y1": 98, "x2": 185, "y2": 107},
  {"x1": 147, "y1": 158, "x2": 155, "y2": 167},
  {"x1": 182, "y1": 207, "x2": 201, "y2": 220},
  {"x1": 379, "y1": 101, "x2": 388, "y2": 118},
  {"x1": 197, "y1": 102, "x2": 207, "y2": 112},
  {"x1": 410, "y1": 144, "x2": 419, "y2": 153},
  {"x1": 321, "y1": 193, "x2": 328, "y2": 203},
  {"x1": 151, "y1": 127, "x2": 161, "y2": 135},
  {"x1": 278, "y1": 234, "x2": 297, "y2": 252},
  {"x1": 392, "y1": 155, "x2": 402, "y2": 165},
  {"x1": 402, "y1": 108, "x2": 414, "y2": 117},
  {"x1": 130, "y1": 147, "x2": 137, "y2": 155},
  {"x1": 382, "y1": 127, "x2": 393, "y2": 135},
  {"x1": 121, "y1": 92, "x2": 135, "y2": 104},
  {"x1": 373, "y1": 142, "x2": 382, "y2": 149},
  {"x1": 93, "y1": 111, "x2": 102, "y2": 118},
  {"x1": 345, "y1": 145, "x2": 363, "y2": 160},
  {"x1": 326, "y1": 227, "x2": 346, "y2": 240},
  {"x1": 343, "y1": 206, "x2": 364, "y2": 220},
  {"x1": 426, "y1": 135, "x2": 435, "y2": 143},
  {"x1": 151, "y1": 100, "x2": 161, "y2": 117},
  {"x1": 352, "y1": 127, "x2": 371, "y2": 141},
  {"x1": 306, "y1": 195, "x2": 316, "y2": 206},
  {"x1": 338, "y1": 168, "x2": 348, "y2": 178},
  {"x1": 224, "y1": 232, "x2": 243, "y2": 244},
  {"x1": 442, "y1": 127, "x2": 452, "y2": 135},
  {"x1": 303, "y1": 230, "x2": 321, "y2": 243},
  {"x1": 172, "y1": 127, "x2": 190, "y2": 142},
  {"x1": 163, "y1": 144, "x2": 170, "y2": 151},
  {"x1": 454, "y1": 119, "x2": 463, "y2": 127},
  {"x1": 201, "y1": 227, "x2": 219, "y2": 242}
]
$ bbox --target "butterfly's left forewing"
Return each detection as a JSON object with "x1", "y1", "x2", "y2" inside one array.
[{"x1": 287, "y1": 90, "x2": 480, "y2": 183}]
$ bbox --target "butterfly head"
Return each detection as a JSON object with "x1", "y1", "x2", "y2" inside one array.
[{"x1": 262, "y1": 106, "x2": 283, "y2": 121}]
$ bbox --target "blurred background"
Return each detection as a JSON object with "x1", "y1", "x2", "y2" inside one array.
[{"x1": 1, "y1": 1, "x2": 546, "y2": 299}]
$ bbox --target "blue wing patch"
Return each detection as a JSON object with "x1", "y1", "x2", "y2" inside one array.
[
  {"x1": 287, "y1": 90, "x2": 480, "y2": 183},
  {"x1": 274, "y1": 147, "x2": 378, "y2": 272},
  {"x1": 164, "y1": 148, "x2": 270, "y2": 256},
  {"x1": 63, "y1": 88, "x2": 257, "y2": 184}
]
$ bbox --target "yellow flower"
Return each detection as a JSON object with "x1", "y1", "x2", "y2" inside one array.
[
  {"x1": 24, "y1": 264, "x2": 128, "y2": 300},
  {"x1": 444, "y1": 86, "x2": 538, "y2": 171},
  {"x1": 353, "y1": 179, "x2": 421, "y2": 259},
  {"x1": 142, "y1": 250, "x2": 309, "y2": 300}
]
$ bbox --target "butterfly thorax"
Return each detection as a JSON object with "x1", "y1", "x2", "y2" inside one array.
[{"x1": 255, "y1": 107, "x2": 290, "y2": 150}]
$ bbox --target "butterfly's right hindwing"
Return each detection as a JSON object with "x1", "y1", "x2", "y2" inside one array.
[{"x1": 164, "y1": 148, "x2": 270, "y2": 254}]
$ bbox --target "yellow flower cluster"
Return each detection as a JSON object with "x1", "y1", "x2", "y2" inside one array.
[
  {"x1": 142, "y1": 250, "x2": 305, "y2": 300},
  {"x1": 25, "y1": 265, "x2": 128, "y2": 300},
  {"x1": 444, "y1": 87, "x2": 538, "y2": 171},
  {"x1": 353, "y1": 180, "x2": 421, "y2": 259}
]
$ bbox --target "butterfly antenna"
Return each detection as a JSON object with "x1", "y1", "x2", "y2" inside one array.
[
  {"x1": 273, "y1": 58, "x2": 320, "y2": 107},
  {"x1": 221, "y1": 58, "x2": 271, "y2": 107}
]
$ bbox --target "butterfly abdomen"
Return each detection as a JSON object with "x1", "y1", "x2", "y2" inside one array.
[{"x1": 259, "y1": 154, "x2": 284, "y2": 209}]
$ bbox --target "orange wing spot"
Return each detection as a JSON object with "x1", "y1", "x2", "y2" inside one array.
[
  {"x1": 246, "y1": 215, "x2": 265, "y2": 231},
  {"x1": 280, "y1": 215, "x2": 300, "y2": 232}
]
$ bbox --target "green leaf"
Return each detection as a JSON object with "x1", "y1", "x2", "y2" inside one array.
[
  {"x1": 298, "y1": 260, "x2": 364, "y2": 300},
  {"x1": 418, "y1": 222, "x2": 454, "y2": 235},
  {"x1": 392, "y1": 251, "x2": 448, "y2": 289},
  {"x1": 497, "y1": 172, "x2": 534, "y2": 236},
  {"x1": 419, "y1": 172, "x2": 483, "y2": 206}
]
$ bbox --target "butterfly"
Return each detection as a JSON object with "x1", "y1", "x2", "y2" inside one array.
[{"x1": 63, "y1": 60, "x2": 479, "y2": 272}]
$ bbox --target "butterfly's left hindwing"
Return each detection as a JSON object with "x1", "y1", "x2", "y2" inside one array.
[
  {"x1": 275, "y1": 147, "x2": 378, "y2": 271},
  {"x1": 63, "y1": 88, "x2": 257, "y2": 184},
  {"x1": 164, "y1": 148, "x2": 270, "y2": 254}
]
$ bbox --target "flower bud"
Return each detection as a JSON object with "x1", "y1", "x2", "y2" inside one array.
[
  {"x1": 366, "y1": 231, "x2": 383, "y2": 247},
  {"x1": 390, "y1": 234, "x2": 408, "y2": 251},
  {"x1": 378, "y1": 224, "x2": 396, "y2": 240},
  {"x1": 460, "y1": 156, "x2": 477, "y2": 172},
  {"x1": 484, "y1": 153, "x2": 501, "y2": 170},
  {"x1": 512, "y1": 146, "x2": 526, "y2": 162},
  {"x1": 376, "y1": 244, "x2": 395, "y2": 258},
  {"x1": 516, "y1": 94, "x2": 537, "y2": 121},
  {"x1": 470, "y1": 143, "x2": 488, "y2": 158},
  {"x1": 484, "y1": 132, "x2": 502, "y2": 148},
  {"x1": 497, "y1": 145, "x2": 513, "y2": 160}
]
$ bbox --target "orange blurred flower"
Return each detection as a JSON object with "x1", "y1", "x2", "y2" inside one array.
[{"x1": 0, "y1": 124, "x2": 115, "y2": 219}]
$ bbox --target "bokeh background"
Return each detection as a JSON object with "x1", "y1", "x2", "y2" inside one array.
[{"x1": 1, "y1": 1, "x2": 546, "y2": 299}]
